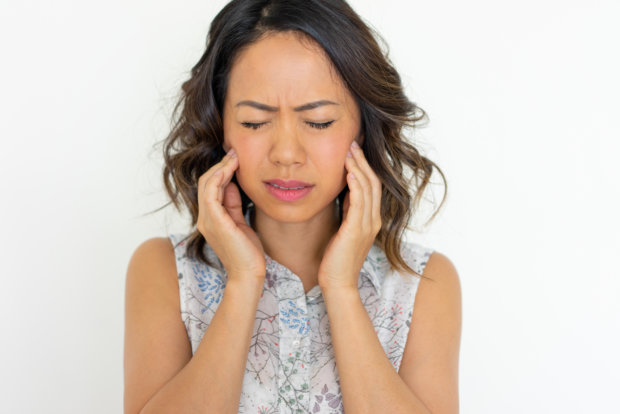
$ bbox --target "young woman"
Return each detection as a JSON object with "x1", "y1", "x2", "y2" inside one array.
[{"x1": 124, "y1": 1, "x2": 462, "y2": 413}]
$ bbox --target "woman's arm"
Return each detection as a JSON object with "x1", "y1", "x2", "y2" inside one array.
[
  {"x1": 322, "y1": 251, "x2": 462, "y2": 414},
  {"x1": 124, "y1": 237, "x2": 264, "y2": 414}
]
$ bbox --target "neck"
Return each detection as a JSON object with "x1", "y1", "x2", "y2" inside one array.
[{"x1": 250, "y1": 201, "x2": 340, "y2": 288}]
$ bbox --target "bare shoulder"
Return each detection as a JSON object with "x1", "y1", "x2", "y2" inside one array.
[
  {"x1": 399, "y1": 251, "x2": 462, "y2": 414},
  {"x1": 129, "y1": 236, "x2": 176, "y2": 265},
  {"x1": 125, "y1": 237, "x2": 181, "y2": 312},
  {"x1": 422, "y1": 251, "x2": 460, "y2": 286},
  {"x1": 126, "y1": 237, "x2": 178, "y2": 288},
  {"x1": 124, "y1": 237, "x2": 192, "y2": 413}
]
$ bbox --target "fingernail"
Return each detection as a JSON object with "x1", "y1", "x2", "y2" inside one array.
[
  {"x1": 351, "y1": 141, "x2": 359, "y2": 149},
  {"x1": 347, "y1": 150, "x2": 353, "y2": 158},
  {"x1": 228, "y1": 148, "x2": 236, "y2": 157}
]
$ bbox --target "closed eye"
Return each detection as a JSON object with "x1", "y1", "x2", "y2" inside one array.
[
  {"x1": 241, "y1": 121, "x2": 335, "y2": 130},
  {"x1": 306, "y1": 121, "x2": 334, "y2": 130},
  {"x1": 241, "y1": 122, "x2": 266, "y2": 130}
]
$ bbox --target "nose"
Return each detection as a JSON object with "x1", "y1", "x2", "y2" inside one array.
[{"x1": 268, "y1": 120, "x2": 306, "y2": 167}]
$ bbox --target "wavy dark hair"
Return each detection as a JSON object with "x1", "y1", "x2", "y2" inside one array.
[{"x1": 152, "y1": 0, "x2": 447, "y2": 279}]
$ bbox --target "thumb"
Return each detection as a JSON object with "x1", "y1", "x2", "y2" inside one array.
[{"x1": 222, "y1": 181, "x2": 246, "y2": 225}]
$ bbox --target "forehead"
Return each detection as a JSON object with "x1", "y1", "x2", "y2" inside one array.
[{"x1": 226, "y1": 31, "x2": 351, "y2": 103}]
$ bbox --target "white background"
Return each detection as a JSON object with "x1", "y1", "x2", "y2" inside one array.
[{"x1": 1, "y1": 0, "x2": 618, "y2": 412}]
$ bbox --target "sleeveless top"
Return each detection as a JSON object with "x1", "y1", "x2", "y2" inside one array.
[{"x1": 168, "y1": 210, "x2": 434, "y2": 414}]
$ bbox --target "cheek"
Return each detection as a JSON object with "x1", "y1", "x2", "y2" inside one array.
[
  {"x1": 226, "y1": 131, "x2": 260, "y2": 167},
  {"x1": 234, "y1": 146, "x2": 263, "y2": 188},
  {"x1": 316, "y1": 137, "x2": 349, "y2": 165},
  {"x1": 313, "y1": 140, "x2": 350, "y2": 183}
]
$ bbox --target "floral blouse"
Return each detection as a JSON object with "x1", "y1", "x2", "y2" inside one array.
[{"x1": 168, "y1": 212, "x2": 434, "y2": 413}]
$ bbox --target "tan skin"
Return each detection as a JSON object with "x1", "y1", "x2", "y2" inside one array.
[
  {"x1": 217, "y1": 31, "x2": 372, "y2": 293},
  {"x1": 124, "y1": 31, "x2": 461, "y2": 414}
]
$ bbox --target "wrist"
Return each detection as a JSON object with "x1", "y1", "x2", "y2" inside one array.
[
  {"x1": 319, "y1": 281, "x2": 359, "y2": 298},
  {"x1": 318, "y1": 273, "x2": 357, "y2": 293},
  {"x1": 321, "y1": 284, "x2": 361, "y2": 313},
  {"x1": 225, "y1": 277, "x2": 265, "y2": 299}
]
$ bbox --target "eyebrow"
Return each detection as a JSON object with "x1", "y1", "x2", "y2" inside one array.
[{"x1": 235, "y1": 100, "x2": 339, "y2": 112}]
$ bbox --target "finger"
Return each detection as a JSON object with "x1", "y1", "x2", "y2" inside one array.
[
  {"x1": 345, "y1": 150, "x2": 372, "y2": 228},
  {"x1": 220, "y1": 152, "x2": 239, "y2": 188},
  {"x1": 350, "y1": 142, "x2": 382, "y2": 229},
  {"x1": 204, "y1": 167, "x2": 224, "y2": 207},
  {"x1": 217, "y1": 155, "x2": 239, "y2": 203},
  {"x1": 350, "y1": 142, "x2": 381, "y2": 201},
  {"x1": 198, "y1": 149, "x2": 236, "y2": 199},
  {"x1": 202, "y1": 168, "x2": 227, "y2": 225},
  {"x1": 222, "y1": 181, "x2": 245, "y2": 225},
  {"x1": 203, "y1": 152, "x2": 237, "y2": 215},
  {"x1": 196, "y1": 150, "x2": 237, "y2": 204},
  {"x1": 343, "y1": 169, "x2": 363, "y2": 227},
  {"x1": 201, "y1": 170, "x2": 238, "y2": 236}
]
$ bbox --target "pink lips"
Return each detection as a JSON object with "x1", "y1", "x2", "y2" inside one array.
[{"x1": 264, "y1": 179, "x2": 314, "y2": 202}]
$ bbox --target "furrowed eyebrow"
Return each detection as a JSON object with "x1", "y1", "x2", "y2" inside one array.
[
  {"x1": 235, "y1": 100, "x2": 339, "y2": 112},
  {"x1": 293, "y1": 100, "x2": 338, "y2": 111}
]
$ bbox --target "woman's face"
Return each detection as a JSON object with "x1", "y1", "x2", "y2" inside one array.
[{"x1": 223, "y1": 31, "x2": 362, "y2": 223}]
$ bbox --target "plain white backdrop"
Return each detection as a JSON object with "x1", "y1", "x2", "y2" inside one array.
[{"x1": 1, "y1": 0, "x2": 618, "y2": 412}]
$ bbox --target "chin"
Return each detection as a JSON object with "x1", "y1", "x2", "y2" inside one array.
[
  {"x1": 251, "y1": 198, "x2": 326, "y2": 222},
  {"x1": 244, "y1": 190, "x2": 339, "y2": 224}
]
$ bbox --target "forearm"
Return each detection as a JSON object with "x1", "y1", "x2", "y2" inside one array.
[
  {"x1": 322, "y1": 287, "x2": 431, "y2": 414},
  {"x1": 140, "y1": 279, "x2": 263, "y2": 414}
]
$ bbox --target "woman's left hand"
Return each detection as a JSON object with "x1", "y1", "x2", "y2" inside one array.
[{"x1": 318, "y1": 140, "x2": 383, "y2": 292}]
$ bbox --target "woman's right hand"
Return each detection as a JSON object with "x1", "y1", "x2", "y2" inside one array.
[{"x1": 196, "y1": 148, "x2": 266, "y2": 288}]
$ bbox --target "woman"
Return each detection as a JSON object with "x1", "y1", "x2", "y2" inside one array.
[{"x1": 124, "y1": 0, "x2": 462, "y2": 413}]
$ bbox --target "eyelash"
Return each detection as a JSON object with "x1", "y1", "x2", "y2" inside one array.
[{"x1": 241, "y1": 121, "x2": 334, "y2": 130}]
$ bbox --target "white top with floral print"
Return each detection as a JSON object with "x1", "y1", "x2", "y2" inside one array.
[{"x1": 168, "y1": 211, "x2": 433, "y2": 414}]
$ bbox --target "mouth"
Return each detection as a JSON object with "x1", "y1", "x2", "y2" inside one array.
[
  {"x1": 264, "y1": 179, "x2": 314, "y2": 202},
  {"x1": 265, "y1": 179, "x2": 313, "y2": 189}
]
